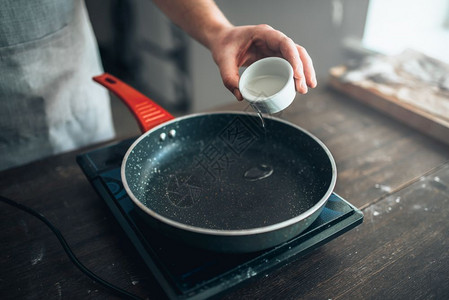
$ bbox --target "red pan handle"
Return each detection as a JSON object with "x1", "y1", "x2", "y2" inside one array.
[{"x1": 93, "y1": 73, "x2": 174, "y2": 133}]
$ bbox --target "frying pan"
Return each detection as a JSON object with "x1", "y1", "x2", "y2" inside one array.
[{"x1": 93, "y1": 73, "x2": 336, "y2": 253}]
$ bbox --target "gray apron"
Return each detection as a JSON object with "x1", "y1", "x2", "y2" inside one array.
[{"x1": 0, "y1": 0, "x2": 115, "y2": 171}]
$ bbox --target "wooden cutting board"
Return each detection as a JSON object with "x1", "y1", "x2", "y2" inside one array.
[{"x1": 328, "y1": 50, "x2": 449, "y2": 146}]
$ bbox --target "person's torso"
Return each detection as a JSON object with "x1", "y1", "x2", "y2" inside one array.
[{"x1": 0, "y1": 0, "x2": 115, "y2": 171}]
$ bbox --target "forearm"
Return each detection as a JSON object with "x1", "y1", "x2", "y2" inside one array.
[
  {"x1": 152, "y1": 0, "x2": 233, "y2": 49},
  {"x1": 152, "y1": 0, "x2": 317, "y2": 98}
]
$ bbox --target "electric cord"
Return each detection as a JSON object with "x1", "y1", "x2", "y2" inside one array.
[{"x1": 0, "y1": 195, "x2": 143, "y2": 300}]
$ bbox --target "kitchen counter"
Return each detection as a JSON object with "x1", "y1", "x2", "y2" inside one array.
[{"x1": 1, "y1": 85, "x2": 449, "y2": 299}]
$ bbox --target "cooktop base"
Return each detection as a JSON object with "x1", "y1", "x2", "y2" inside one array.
[{"x1": 77, "y1": 137, "x2": 363, "y2": 300}]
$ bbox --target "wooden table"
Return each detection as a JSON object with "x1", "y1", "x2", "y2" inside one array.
[{"x1": 1, "y1": 85, "x2": 449, "y2": 299}]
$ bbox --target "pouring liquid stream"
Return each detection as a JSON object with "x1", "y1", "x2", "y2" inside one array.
[{"x1": 243, "y1": 104, "x2": 274, "y2": 181}]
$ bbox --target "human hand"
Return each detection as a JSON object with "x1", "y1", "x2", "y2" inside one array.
[{"x1": 209, "y1": 24, "x2": 317, "y2": 101}]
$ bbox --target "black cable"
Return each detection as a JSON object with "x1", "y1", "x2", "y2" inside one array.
[{"x1": 0, "y1": 195, "x2": 143, "y2": 300}]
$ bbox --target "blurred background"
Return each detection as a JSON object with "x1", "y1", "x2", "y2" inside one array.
[{"x1": 85, "y1": 0, "x2": 449, "y2": 137}]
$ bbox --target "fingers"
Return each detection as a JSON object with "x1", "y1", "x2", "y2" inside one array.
[
  {"x1": 284, "y1": 42, "x2": 308, "y2": 94},
  {"x1": 255, "y1": 26, "x2": 317, "y2": 93},
  {"x1": 218, "y1": 56, "x2": 243, "y2": 101},
  {"x1": 212, "y1": 24, "x2": 317, "y2": 101},
  {"x1": 276, "y1": 35, "x2": 308, "y2": 94},
  {"x1": 297, "y1": 45, "x2": 317, "y2": 88}
]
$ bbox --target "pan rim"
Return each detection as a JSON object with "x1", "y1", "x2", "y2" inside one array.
[{"x1": 121, "y1": 111, "x2": 337, "y2": 236}]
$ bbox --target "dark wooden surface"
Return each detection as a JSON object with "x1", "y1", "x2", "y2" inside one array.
[{"x1": 1, "y1": 85, "x2": 449, "y2": 300}]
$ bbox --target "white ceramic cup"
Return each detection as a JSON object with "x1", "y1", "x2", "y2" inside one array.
[{"x1": 239, "y1": 57, "x2": 295, "y2": 114}]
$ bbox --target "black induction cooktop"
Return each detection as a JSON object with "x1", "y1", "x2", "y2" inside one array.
[{"x1": 77, "y1": 137, "x2": 363, "y2": 300}]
